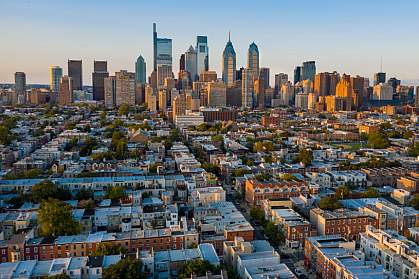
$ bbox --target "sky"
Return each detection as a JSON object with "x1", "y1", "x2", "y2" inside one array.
[{"x1": 1, "y1": 0, "x2": 419, "y2": 85}]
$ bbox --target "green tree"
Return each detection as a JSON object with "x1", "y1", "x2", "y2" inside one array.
[
  {"x1": 92, "y1": 243, "x2": 127, "y2": 256},
  {"x1": 319, "y1": 196, "x2": 341, "y2": 210},
  {"x1": 363, "y1": 187, "x2": 379, "y2": 198},
  {"x1": 250, "y1": 208, "x2": 265, "y2": 223},
  {"x1": 368, "y1": 132, "x2": 390, "y2": 149},
  {"x1": 38, "y1": 199, "x2": 80, "y2": 237},
  {"x1": 178, "y1": 259, "x2": 219, "y2": 279},
  {"x1": 293, "y1": 148, "x2": 313, "y2": 165},
  {"x1": 118, "y1": 104, "x2": 130, "y2": 116},
  {"x1": 106, "y1": 186, "x2": 126, "y2": 201},
  {"x1": 202, "y1": 163, "x2": 220, "y2": 175},
  {"x1": 263, "y1": 221, "x2": 284, "y2": 246},
  {"x1": 75, "y1": 188, "x2": 94, "y2": 200},
  {"x1": 408, "y1": 143, "x2": 419, "y2": 157},
  {"x1": 281, "y1": 173, "x2": 296, "y2": 181},
  {"x1": 335, "y1": 186, "x2": 350, "y2": 200},
  {"x1": 115, "y1": 139, "x2": 128, "y2": 159},
  {"x1": 410, "y1": 194, "x2": 419, "y2": 210},
  {"x1": 32, "y1": 180, "x2": 72, "y2": 203},
  {"x1": 0, "y1": 125, "x2": 15, "y2": 145},
  {"x1": 78, "y1": 199, "x2": 96, "y2": 210},
  {"x1": 103, "y1": 257, "x2": 145, "y2": 279}
]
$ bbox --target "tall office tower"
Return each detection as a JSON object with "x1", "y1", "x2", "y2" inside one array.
[
  {"x1": 373, "y1": 83, "x2": 393, "y2": 101},
  {"x1": 200, "y1": 71, "x2": 217, "y2": 82},
  {"x1": 144, "y1": 85, "x2": 154, "y2": 106},
  {"x1": 388, "y1": 77, "x2": 400, "y2": 92},
  {"x1": 226, "y1": 81, "x2": 242, "y2": 107},
  {"x1": 135, "y1": 83, "x2": 146, "y2": 105},
  {"x1": 135, "y1": 55, "x2": 146, "y2": 84},
  {"x1": 295, "y1": 93, "x2": 309, "y2": 110},
  {"x1": 115, "y1": 70, "x2": 136, "y2": 106},
  {"x1": 196, "y1": 36, "x2": 209, "y2": 76},
  {"x1": 350, "y1": 75, "x2": 365, "y2": 108},
  {"x1": 178, "y1": 70, "x2": 191, "y2": 90},
  {"x1": 254, "y1": 79, "x2": 266, "y2": 109},
  {"x1": 280, "y1": 82, "x2": 294, "y2": 106},
  {"x1": 173, "y1": 94, "x2": 187, "y2": 118},
  {"x1": 222, "y1": 33, "x2": 236, "y2": 87},
  {"x1": 158, "y1": 89, "x2": 167, "y2": 112},
  {"x1": 236, "y1": 67, "x2": 244, "y2": 81},
  {"x1": 293, "y1": 66, "x2": 301, "y2": 84},
  {"x1": 416, "y1": 86, "x2": 419, "y2": 107},
  {"x1": 335, "y1": 79, "x2": 354, "y2": 111},
  {"x1": 49, "y1": 66, "x2": 62, "y2": 102},
  {"x1": 68, "y1": 60, "x2": 82, "y2": 91},
  {"x1": 153, "y1": 24, "x2": 172, "y2": 68},
  {"x1": 247, "y1": 42, "x2": 259, "y2": 81},
  {"x1": 242, "y1": 68, "x2": 253, "y2": 108},
  {"x1": 157, "y1": 65, "x2": 173, "y2": 88},
  {"x1": 153, "y1": 23, "x2": 157, "y2": 71},
  {"x1": 208, "y1": 82, "x2": 227, "y2": 107},
  {"x1": 184, "y1": 46, "x2": 197, "y2": 81},
  {"x1": 374, "y1": 72, "x2": 386, "y2": 85},
  {"x1": 259, "y1": 68, "x2": 270, "y2": 89},
  {"x1": 274, "y1": 73, "x2": 288, "y2": 93},
  {"x1": 329, "y1": 71, "x2": 340, "y2": 95},
  {"x1": 179, "y1": 54, "x2": 185, "y2": 71},
  {"x1": 104, "y1": 76, "x2": 116, "y2": 107},
  {"x1": 14, "y1": 72, "x2": 26, "y2": 104},
  {"x1": 301, "y1": 61, "x2": 316, "y2": 82},
  {"x1": 314, "y1": 72, "x2": 331, "y2": 96},
  {"x1": 58, "y1": 75, "x2": 73, "y2": 106},
  {"x1": 92, "y1": 60, "x2": 109, "y2": 101}
]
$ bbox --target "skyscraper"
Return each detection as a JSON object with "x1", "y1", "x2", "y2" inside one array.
[
  {"x1": 314, "y1": 72, "x2": 331, "y2": 96},
  {"x1": 184, "y1": 46, "x2": 197, "y2": 82},
  {"x1": 58, "y1": 75, "x2": 73, "y2": 106},
  {"x1": 135, "y1": 55, "x2": 146, "y2": 84},
  {"x1": 50, "y1": 66, "x2": 62, "y2": 102},
  {"x1": 275, "y1": 73, "x2": 288, "y2": 93},
  {"x1": 152, "y1": 23, "x2": 172, "y2": 89},
  {"x1": 373, "y1": 83, "x2": 393, "y2": 101},
  {"x1": 196, "y1": 36, "x2": 209, "y2": 76},
  {"x1": 157, "y1": 65, "x2": 173, "y2": 88},
  {"x1": 301, "y1": 61, "x2": 316, "y2": 82},
  {"x1": 222, "y1": 33, "x2": 236, "y2": 87},
  {"x1": 153, "y1": 23, "x2": 157, "y2": 71},
  {"x1": 293, "y1": 66, "x2": 301, "y2": 84},
  {"x1": 247, "y1": 42, "x2": 259, "y2": 81},
  {"x1": 374, "y1": 72, "x2": 386, "y2": 85},
  {"x1": 92, "y1": 60, "x2": 109, "y2": 101},
  {"x1": 179, "y1": 54, "x2": 185, "y2": 71},
  {"x1": 242, "y1": 68, "x2": 253, "y2": 108},
  {"x1": 259, "y1": 68, "x2": 270, "y2": 89},
  {"x1": 68, "y1": 60, "x2": 82, "y2": 91},
  {"x1": 14, "y1": 72, "x2": 26, "y2": 104},
  {"x1": 115, "y1": 70, "x2": 136, "y2": 106},
  {"x1": 104, "y1": 76, "x2": 116, "y2": 107},
  {"x1": 208, "y1": 82, "x2": 227, "y2": 107}
]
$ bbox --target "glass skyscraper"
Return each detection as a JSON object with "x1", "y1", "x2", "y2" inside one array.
[
  {"x1": 135, "y1": 55, "x2": 146, "y2": 84},
  {"x1": 196, "y1": 35, "x2": 209, "y2": 77},
  {"x1": 185, "y1": 46, "x2": 197, "y2": 82},
  {"x1": 50, "y1": 66, "x2": 63, "y2": 101},
  {"x1": 68, "y1": 59, "x2": 83, "y2": 91},
  {"x1": 301, "y1": 61, "x2": 316, "y2": 82},
  {"x1": 247, "y1": 42, "x2": 259, "y2": 80},
  {"x1": 222, "y1": 34, "x2": 236, "y2": 87}
]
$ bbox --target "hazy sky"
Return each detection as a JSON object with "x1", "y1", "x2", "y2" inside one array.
[{"x1": 1, "y1": 0, "x2": 419, "y2": 85}]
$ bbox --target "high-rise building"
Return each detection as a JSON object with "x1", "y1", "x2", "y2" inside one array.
[
  {"x1": 374, "y1": 72, "x2": 386, "y2": 85},
  {"x1": 274, "y1": 73, "x2": 288, "y2": 93},
  {"x1": 184, "y1": 46, "x2": 197, "y2": 81},
  {"x1": 415, "y1": 86, "x2": 419, "y2": 107},
  {"x1": 196, "y1": 36, "x2": 209, "y2": 76},
  {"x1": 254, "y1": 79, "x2": 266, "y2": 109},
  {"x1": 301, "y1": 61, "x2": 316, "y2": 82},
  {"x1": 49, "y1": 66, "x2": 62, "y2": 102},
  {"x1": 179, "y1": 54, "x2": 185, "y2": 71},
  {"x1": 280, "y1": 82, "x2": 294, "y2": 106},
  {"x1": 388, "y1": 77, "x2": 400, "y2": 92},
  {"x1": 135, "y1": 55, "x2": 146, "y2": 84},
  {"x1": 222, "y1": 33, "x2": 236, "y2": 87},
  {"x1": 153, "y1": 23, "x2": 172, "y2": 69},
  {"x1": 208, "y1": 82, "x2": 227, "y2": 107},
  {"x1": 350, "y1": 75, "x2": 365, "y2": 108},
  {"x1": 68, "y1": 60, "x2": 82, "y2": 91},
  {"x1": 58, "y1": 75, "x2": 73, "y2": 106},
  {"x1": 259, "y1": 68, "x2": 270, "y2": 89},
  {"x1": 329, "y1": 72, "x2": 340, "y2": 96},
  {"x1": 104, "y1": 76, "x2": 116, "y2": 107},
  {"x1": 314, "y1": 72, "x2": 331, "y2": 96},
  {"x1": 242, "y1": 68, "x2": 253, "y2": 108},
  {"x1": 247, "y1": 42, "x2": 259, "y2": 81},
  {"x1": 173, "y1": 94, "x2": 187, "y2": 118},
  {"x1": 92, "y1": 60, "x2": 109, "y2": 101},
  {"x1": 115, "y1": 70, "x2": 135, "y2": 106},
  {"x1": 157, "y1": 65, "x2": 173, "y2": 88},
  {"x1": 158, "y1": 89, "x2": 167, "y2": 112},
  {"x1": 293, "y1": 66, "x2": 301, "y2": 84},
  {"x1": 200, "y1": 71, "x2": 217, "y2": 82},
  {"x1": 14, "y1": 72, "x2": 26, "y2": 104},
  {"x1": 373, "y1": 83, "x2": 393, "y2": 101},
  {"x1": 335, "y1": 79, "x2": 354, "y2": 111}
]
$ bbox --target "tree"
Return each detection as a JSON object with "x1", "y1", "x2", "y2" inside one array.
[
  {"x1": 408, "y1": 143, "x2": 419, "y2": 157},
  {"x1": 362, "y1": 187, "x2": 379, "y2": 198},
  {"x1": 281, "y1": 173, "x2": 296, "y2": 181},
  {"x1": 0, "y1": 125, "x2": 15, "y2": 145},
  {"x1": 32, "y1": 180, "x2": 72, "y2": 203},
  {"x1": 118, "y1": 104, "x2": 130, "y2": 116},
  {"x1": 410, "y1": 194, "x2": 419, "y2": 210},
  {"x1": 250, "y1": 208, "x2": 265, "y2": 223},
  {"x1": 368, "y1": 132, "x2": 390, "y2": 149},
  {"x1": 106, "y1": 186, "x2": 126, "y2": 201},
  {"x1": 319, "y1": 197, "x2": 341, "y2": 210},
  {"x1": 263, "y1": 221, "x2": 284, "y2": 247},
  {"x1": 78, "y1": 199, "x2": 96, "y2": 210},
  {"x1": 92, "y1": 243, "x2": 127, "y2": 256},
  {"x1": 335, "y1": 186, "x2": 350, "y2": 200},
  {"x1": 103, "y1": 257, "x2": 146, "y2": 279},
  {"x1": 115, "y1": 139, "x2": 128, "y2": 159},
  {"x1": 202, "y1": 163, "x2": 220, "y2": 175},
  {"x1": 178, "y1": 259, "x2": 219, "y2": 279},
  {"x1": 38, "y1": 199, "x2": 80, "y2": 237},
  {"x1": 293, "y1": 148, "x2": 313, "y2": 165},
  {"x1": 75, "y1": 188, "x2": 94, "y2": 200}
]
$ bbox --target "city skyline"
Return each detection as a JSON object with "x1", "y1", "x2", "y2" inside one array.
[{"x1": 1, "y1": 0, "x2": 419, "y2": 85}]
